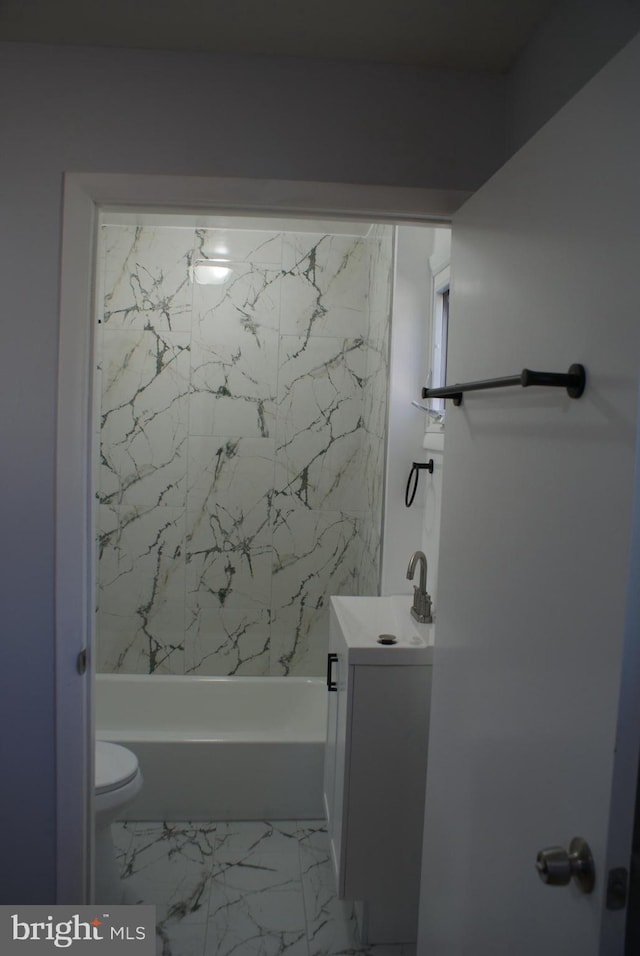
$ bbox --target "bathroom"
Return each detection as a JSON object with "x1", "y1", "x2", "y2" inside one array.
[
  {"x1": 92, "y1": 208, "x2": 450, "y2": 951},
  {"x1": 5, "y1": 8, "x2": 640, "y2": 950}
]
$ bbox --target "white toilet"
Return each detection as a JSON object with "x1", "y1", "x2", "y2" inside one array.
[{"x1": 94, "y1": 741, "x2": 143, "y2": 903}]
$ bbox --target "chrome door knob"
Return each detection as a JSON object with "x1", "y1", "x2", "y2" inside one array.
[{"x1": 535, "y1": 837, "x2": 595, "y2": 893}]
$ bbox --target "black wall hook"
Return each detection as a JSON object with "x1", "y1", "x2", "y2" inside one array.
[{"x1": 405, "y1": 460, "x2": 434, "y2": 507}]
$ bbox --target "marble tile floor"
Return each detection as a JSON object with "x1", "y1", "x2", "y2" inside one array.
[{"x1": 113, "y1": 819, "x2": 416, "y2": 956}]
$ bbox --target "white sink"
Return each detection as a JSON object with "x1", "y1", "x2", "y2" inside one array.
[{"x1": 330, "y1": 594, "x2": 434, "y2": 665}]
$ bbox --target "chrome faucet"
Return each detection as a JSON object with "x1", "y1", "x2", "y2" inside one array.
[{"x1": 406, "y1": 550, "x2": 433, "y2": 623}]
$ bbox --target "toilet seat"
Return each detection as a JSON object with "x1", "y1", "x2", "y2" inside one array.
[
  {"x1": 96, "y1": 741, "x2": 140, "y2": 795},
  {"x1": 94, "y1": 741, "x2": 143, "y2": 903}
]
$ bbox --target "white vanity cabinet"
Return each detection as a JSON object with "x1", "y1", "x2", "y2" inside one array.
[{"x1": 323, "y1": 595, "x2": 434, "y2": 945}]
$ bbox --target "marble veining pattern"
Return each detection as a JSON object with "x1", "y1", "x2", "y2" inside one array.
[
  {"x1": 280, "y1": 235, "x2": 369, "y2": 341},
  {"x1": 184, "y1": 605, "x2": 271, "y2": 676},
  {"x1": 190, "y1": 260, "x2": 281, "y2": 439},
  {"x1": 113, "y1": 819, "x2": 416, "y2": 956},
  {"x1": 97, "y1": 503, "x2": 186, "y2": 674},
  {"x1": 274, "y1": 336, "x2": 366, "y2": 512},
  {"x1": 99, "y1": 329, "x2": 190, "y2": 508},
  {"x1": 186, "y1": 436, "x2": 275, "y2": 612},
  {"x1": 103, "y1": 225, "x2": 195, "y2": 332},
  {"x1": 97, "y1": 224, "x2": 393, "y2": 675}
]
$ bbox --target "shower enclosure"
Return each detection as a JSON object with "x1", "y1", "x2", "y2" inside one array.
[{"x1": 95, "y1": 215, "x2": 394, "y2": 678}]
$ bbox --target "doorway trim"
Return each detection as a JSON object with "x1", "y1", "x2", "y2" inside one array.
[{"x1": 56, "y1": 170, "x2": 467, "y2": 902}]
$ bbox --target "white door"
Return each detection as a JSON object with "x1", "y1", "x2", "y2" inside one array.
[{"x1": 418, "y1": 34, "x2": 640, "y2": 956}]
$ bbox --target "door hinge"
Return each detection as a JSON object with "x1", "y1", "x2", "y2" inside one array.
[
  {"x1": 606, "y1": 866, "x2": 628, "y2": 910},
  {"x1": 76, "y1": 649, "x2": 88, "y2": 675}
]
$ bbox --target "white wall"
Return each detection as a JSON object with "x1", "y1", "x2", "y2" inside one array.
[
  {"x1": 0, "y1": 41, "x2": 504, "y2": 903},
  {"x1": 506, "y1": 0, "x2": 640, "y2": 153},
  {"x1": 419, "y1": 229, "x2": 450, "y2": 609},
  {"x1": 381, "y1": 226, "x2": 433, "y2": 597},
  {"x1": 0, "y1": 43, "x2": 506, "y2": 190},
  {"x1": 381, "y1": 224, "x2": 451, "y2": 612}
]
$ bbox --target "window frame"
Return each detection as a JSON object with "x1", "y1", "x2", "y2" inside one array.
[{"x1": 428, "y1": 264, "x2": 450, "y2": 417}]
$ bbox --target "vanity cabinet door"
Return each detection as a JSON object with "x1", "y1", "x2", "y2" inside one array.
[
  {"x1": 343, "y1": 663, "x2": 431, "y2": 936},
  {"x1": 324, "y1": 659, "x2": 432, "y2": 941}
]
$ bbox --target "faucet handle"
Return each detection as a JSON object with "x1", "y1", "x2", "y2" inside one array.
[
  {"x1": 411, "y1": 586, "x2": 433, "y2": 624},
  {"x1": 423, "y1": 591, "x2": 433, "y2": 621}
]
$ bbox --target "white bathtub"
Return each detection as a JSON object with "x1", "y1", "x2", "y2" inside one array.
[{"x1": 95, "y1": 674, "x2": 327, "y2": 821}]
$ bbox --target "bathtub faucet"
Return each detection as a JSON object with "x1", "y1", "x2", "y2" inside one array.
[{"x1": 406, "y1": 550, "x2": 433, "y2": 623}]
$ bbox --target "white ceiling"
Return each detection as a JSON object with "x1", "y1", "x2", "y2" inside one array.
[{"x1": 0, "y1": 0, "x2": 557, "y2": 71}]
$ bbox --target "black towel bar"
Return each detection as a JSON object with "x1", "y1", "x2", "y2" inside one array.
[{"x1": 421, "y1": 364, "x2": 585, "y2": 406}]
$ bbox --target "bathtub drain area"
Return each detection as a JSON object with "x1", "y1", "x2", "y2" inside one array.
[{"x1": 114, "y1": 818, "x2": 415, "y2": 956}]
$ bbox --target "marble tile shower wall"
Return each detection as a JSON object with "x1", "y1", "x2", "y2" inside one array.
[{"x1": 96, "y1": 224, "x2": 393, "y2": 676}]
